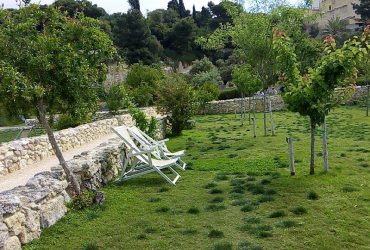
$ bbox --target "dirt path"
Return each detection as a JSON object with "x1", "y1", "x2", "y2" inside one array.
[{"x1": 0, "y1": 133, "x2": 118, "y2": 193}]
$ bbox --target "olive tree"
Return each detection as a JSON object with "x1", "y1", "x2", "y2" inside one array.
[
  {"x1": 273, "y1": 27, "x2": 370, "y2": 174},
  {"x1": 0, "y1": 5, "x2": 115, "y2": 195}
]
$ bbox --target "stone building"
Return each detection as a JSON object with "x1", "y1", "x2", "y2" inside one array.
[{"x1": 312, "y1": 0, "x2": 363, "y2": 31}]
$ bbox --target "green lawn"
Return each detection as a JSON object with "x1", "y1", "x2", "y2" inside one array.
[
  {"x1": 0, "y1": 128, "x2": 46, "y2": 144},
  {"x1": 25, "y1": 106, "x2": 370, "y2": 250}
]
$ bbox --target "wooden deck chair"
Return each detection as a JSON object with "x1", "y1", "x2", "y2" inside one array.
[
  {"x1": 15, "y1": 126, "x2": 34, "y2": 140},
  {"x1": 112, "y1": 126, "x2": 181, "y2": 185},
  {"x1": 127, "y1": 126, "x2": 187, "y2": 170}
]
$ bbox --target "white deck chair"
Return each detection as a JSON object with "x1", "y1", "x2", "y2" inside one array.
[
  {"x1": 127, "y1": 126, "x2": 187, "y2": 170},
  {"x1": 112, "y1": 126, "x2": 181, "y2": 185}
]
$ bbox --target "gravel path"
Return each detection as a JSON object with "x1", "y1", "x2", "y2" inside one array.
[{"x1": 0, "y1": 133, "x2": 118, "y2": 193}]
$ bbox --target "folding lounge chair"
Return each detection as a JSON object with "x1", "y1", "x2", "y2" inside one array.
[
  {"x1": 112, "y1": 126, "x2": 181, "y2": 185},
  {"x1": 127, "y1": 126, "x2": 187, "y2": 170}
]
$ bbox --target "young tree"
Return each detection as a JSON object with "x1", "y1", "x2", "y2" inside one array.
[
  {"x1": 232, "y1": 64, "x2": 263, "y2": 127},
  {"x1": 0, "y1": 5, "x2": 115, "y2": 195},
  {"x1": 273, "y1": 27, "x2": 370, "y2": 174}
]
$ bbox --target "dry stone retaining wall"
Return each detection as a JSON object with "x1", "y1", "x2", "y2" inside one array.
[
  {"x1": 0, "y1": 108, "x2": 160, "y2": 177},
  {"x1": 0, "y1": 116, "x2": 166, "y2": 249}
]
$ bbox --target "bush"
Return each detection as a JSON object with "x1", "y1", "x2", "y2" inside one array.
[
  {"x1": 106, "y1": 84, "x2": 128, "y2": 114},
  {"x1": 69, "y1": 191, "x2": 95, "y2": 210},
  {"x1": 219, "y1": 88, "x2": 241, "y2": 100},
  {"x1": 196, "y1": 82, "x2": 220, "y2": 112},
  {"x1": 125, "y1": 63, "x2": 164, "y2": 107},
  {"x1": 156, "y1": 74, "x2": 196, "y2": 135},
  {"x1": 208, "y1": 229, "x2": 224, "y2": 238},
  {"x1": 190, "y1": 57, "x2": 221, "y2": 87},
  {"x1": 307, "y1": 190, "x2": 319, "y2": 200}
]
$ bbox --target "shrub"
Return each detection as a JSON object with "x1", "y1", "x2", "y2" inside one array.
[
  {"x1": 218, "y1": 88, "x2": 241, "y2": 100},
  {"x1": 196, "y1": 82, "x2": 220, "y2": 112},
  {"x1": 156, "y1": 74, "x2": 196, "y2": 135},
  {"x1": 106, "y1": 84, "x2": 127, "y2": 114},
  {"x1": 209, "y1": 197, "x2": 225, "y2": 203},
  {"x1": 208, "y1": 229, "x2": 224, "y2": 238},
  {"x1": 209, "y1": 188, "x2": 223, "y2": 194},
  {"x1": 81, "y1": 242, "x2": 100, "y2": 250},
  {"x1": 190, "y1": 57, "x2": 221, "y2": 87},
  {"x1": 125, "y1": 63, "x2": 164, "y2": 106},
  {"x1": 69, "y1": 191, "x2": 95, "y2": 210}
]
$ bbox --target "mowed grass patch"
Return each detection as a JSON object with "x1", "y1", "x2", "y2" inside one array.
[{"x1": 25, "y1": 107, "x2": 370, "y2": 250}]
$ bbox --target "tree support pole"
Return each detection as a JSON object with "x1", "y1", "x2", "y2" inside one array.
[
  {"x1": 310, "y1": 120, "x2": 315, "y2": 175},
  {"x1": 263, "y1": 94, "x2": 267, "y2": 136},
  {"x1": 322, "y1": 117, "x2": 329, "y2": 173},
  {"x1": 269, "y1": 95, "x2": 275, "y2": 136},
  {"x1": 286, "y1": 136, "x2": 295, "y2": 176}
]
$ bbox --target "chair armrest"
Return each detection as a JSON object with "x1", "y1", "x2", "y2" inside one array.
[
  {"x1": 130, "y1": 148, "x2": 155, "y2": 156},
  {"x1": 158, "y1": 138, "x2": 169, "y2": 144}
]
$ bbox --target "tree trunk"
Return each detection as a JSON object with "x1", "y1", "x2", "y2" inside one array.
[
  {"x1": 322, "y1": 117, "x2": 329, "y2": 173},
  {"x1": 287, "y1": 136, "x2": 295, "y2": 176},
  {"x1": 310, "y1": 119, "x2": 315, "y2": 175},
  {"x1": 268, "y1": 95, "x2": 275, "y2": 136},
  {"x1": 263, "y1": 94, "x2": 267, "y2": 136},
  {"x1": 253, "y1": 96, "x2": 257, "y2": 138},
  {"x1": 366, "y1": 81, "x2": 369, "y2": 117},
  {"x1": 240, "y1": 94, "x2": 244, "y2": 125},
  {"x1": 248, "y1": 97, "x2": 252, "y2": 125},
  {"x1": 37, "y1": 100, "x2": 81, "y2": 196}
]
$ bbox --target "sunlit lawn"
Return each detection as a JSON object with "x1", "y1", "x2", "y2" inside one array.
[{"x1": 25, "y1": 106, "x2": 370, "y2": 250}]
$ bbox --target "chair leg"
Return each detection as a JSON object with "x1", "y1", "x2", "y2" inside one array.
[{"x1": 154, "y1": 166, "x2": 181, "y2": 185}]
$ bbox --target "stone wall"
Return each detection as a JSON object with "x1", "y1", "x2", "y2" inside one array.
[
  {"x1": 201, "y1": 96, "x2": 285, "y2": 115},
  {"x1": 201, "y1": 86, "x2": 369, "y2": 115},
  {"x1": 0, "y1": 108, "x2": 161, "y2": 177},
  {"x1": 0, "y1": 137, "x2": 126, "y2": 250}
]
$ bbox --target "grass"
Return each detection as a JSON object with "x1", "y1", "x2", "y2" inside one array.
[
  {"x1": 24, "y1": 106, "x2": 370, "y2": 250},
  {"x1": 0, "y1": 128, "x2": 46, "y2": 144}
]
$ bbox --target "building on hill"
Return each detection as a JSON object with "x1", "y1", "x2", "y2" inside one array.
[{"x1": 312, "y1": 0, "x2": 364, "y2": 31}]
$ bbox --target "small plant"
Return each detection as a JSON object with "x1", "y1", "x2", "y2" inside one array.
[
  {"x1": 155, "y1": 207, "x2": 170, "y2": 213},
  {"x1": 264, "y1": 188, "x2": 277, "y2": 195},
  {"x1": 291, "y1": 206, "x2": 307, "y2": 215},
  {"x1": 204, "y1": 182, "x2": 217, "y2": 189},
  {"x1": 241, "y1": 204, "x2": 256, "y2": 212},
  {"x1": 276, "y1": 220, "x2": 298, "y2": 228},
  {"x1": 269, "y1": 210, "x2": 286, "y2": 218},
  {"x1": 86, "y1": 210, "x2": 100, "y2": 221},
  {"x1": 81, "y1": 242, "x2": 100, "y2": 250},
  {"x1": 209, "y1": 196, "x2": 225, "y2": 203},
  {"x1": 307, "y1": 191, "x2": 319, "y2": 200},
  {"x1": 213, "y1": 242, "x2": 233, "y2": 250},
  {"x1": 208, "y1": 229, "x2": 224, "y2": 238},
  {"x1": 187, "y1": 207, "x2": 200, "y2": 214},
  {"x1": 206, "y1": 204, "x2": 227, "y2": 211},
  {"x1": 246, "y1": 184, "x2": 265, "y2": 195},
  {"x1": 230, "y1": 179, "x2": 246, "y2": 186},
  {"x1": 209, "y1": 188, "x2": 223, "y2": 194},
  {"x1": 69, "y1": 191, "x2": 95, "y2": 211},
  {"x1": 340, "y1": 153, "x2": 346, "y2": 157},
  {"x1": 246, "y1": 176, "x2": 256, "y2": 182},
  {"x1": 158, "y1": 187, "x2": 169, "y2": 193},
  {"x1": 230, "y1": 185, "x2": 245, "y2": 194},
  {"x1": 360, "y1": 163, "x2": 369, "y2": 168}
]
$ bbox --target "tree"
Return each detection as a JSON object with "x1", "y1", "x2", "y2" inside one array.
[
  {"x1": 199, "y1": 4, "x2": 321, "y2": 136},
  {"x1": 156, "y1": 74, "x2": 196, "y2": 135},
  {"x1": 273, "y1": 27, "x2": 370, "y2": 174},
  {"x1": 53, "y1": 0, "x2": 107, "y2": 19},
  {"x1": 109, "y1": 6, "x2": 162, "y2": 65},
  {"x1": 179, "y1": 0, "x2": 190, "y2": 18},
  {"x1": 128, "y1": 0, "x2": 140, "y2": 11},
  {"x1": 353, "y1": 0, "x2": 370, "y2": 22},
  {"x1": 232, "y1": 64, "x2": 263, "y2": 126},
  {"x1": 190, "y1": 57, "x2": 221, "y2": 86},
  {"x1": 0, "y1": 5, "x2": 115, "y2": 195}
]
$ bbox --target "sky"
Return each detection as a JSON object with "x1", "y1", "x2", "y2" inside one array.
[{"x1": 0, "y1": 0, "x2": 301, "y2": 14}]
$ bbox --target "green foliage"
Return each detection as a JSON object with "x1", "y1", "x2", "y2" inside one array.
[
  {"x1": 307, "y1": 190, "x2": 319, "y2": 200},
  {"x1": 353, "y1": 0, "x2": 370, "y2": 21},
  {"x1": 125, "y1": 63, "x2": 164, "y2": 107},
  {"x1": 69, "y1": 191, "x2": 95, "y2": 210},
  {"x1": 196, "y1": 82, "x2": 220, "y2": 112},
  {"x1": 0, "y1": 5, "x2": 115, "y2": 124},
  {"x1": 232, "y1": 64, "x2": 263, "y2": 97},
  {"x1": 190, "y1": 57, "x2": 221, "y2": 86},
  {"x1": 156, "y1": 74, "x2": 196, "y2": 135},
  {"x1": 53, "y1": 0, "x2": 107, "y2": 19},
  {"x1": 208, "y1": 229, "x2": 224, "y2": 238},
  {"x1": 106, "y1": 84, "x2": 128, "y2": 115},
  {"x1": 218, "y1": 88, "x2": 241, "y2": 100}
]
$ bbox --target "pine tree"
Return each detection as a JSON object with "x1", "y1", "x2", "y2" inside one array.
[
  {"x1": 178, "y1": 0, "x2": 189, "y2": 18},
  {"x1": 167, "y1": 0, "x2": 179, "y2": 12},
  {"x1": 353, "y1": 0, "x2": 370, "y2": 21},
  {"x1": 128, "y1": 0, "x2": 140, "y2": 11},
  {"x1": 192, "y1": 5, "x2": 196, "y2": 20}
]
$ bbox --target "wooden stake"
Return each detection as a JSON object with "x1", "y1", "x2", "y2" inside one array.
[
  {"x1": 286, "y1": 136, "x2": 295, "y2": 176},
  {"x1": 322, "y1": 117, "x2": 329, "y2": 173}
]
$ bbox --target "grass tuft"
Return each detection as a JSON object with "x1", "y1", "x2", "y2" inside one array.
[
  {"x1": 208, "y1": 229, "x2": 224, "y2": 238},
  {"x1": 158, "y1": 187, "x2": 169, "y2": 193},
  {"x1": 307, "y1": 191, "x2": 319, "y2": 200},
  {"x1": 136, "y1": 234, "x2": 147, "y2": 240},
  {"x1": 238, "y1": 241, "x2": 262, "y2": 250},
  {"x1": 342, "y1": 185, "x2": 359, "y2": 192},
  {"x1": 147, "y1": 197, "x2": 161, "y2": 203},
  {"x1": 204, "y1": 182, "x2": 217, "y2": 189},
  {"x1": 241, "y1": 204, "x2": 256, "y2": 212},
  {"x1": 291, "y1": 206, "x2": 307, "y2": 215},
  {"x1": 81, "y1": 242, "x2": 100, "y2": 250},
  {"x1": 144, "y1": 227, "x2": 157, "y2": 233},
  {"x1": 268, "y1": 210, "x2": 286, "y2": 218},
  {"x1": 213, "y1": 242, "x2": 233, "y2": 250},
  {"x1": 260, "y1": 179, "x2": 271, "y2": 185},
  {"x1": 206, "y1": 204, "x2": 227, "y2": 211},
  {"x1": 257, "y1": 194, "x2": 275, "y2": 203},
  {"x1": 209, "y1": 196, "x2": 225, "y2": 203},
  {"x1": 155, "y1": 207, "x2": 170, "y2": 213},
  {"x1": 231, "y1": 198, "x2": 249, "y2": 206},
  {"x1": 243, "y1": 216, "x2": 261, "y2": 224},
  {"x1": 276, "y1": 220, "x2": 298, "y2": 228},
  {"x1": 209, "y1": 188, "x2": 223, "y2": 194},
  {"x1": 187, "y1": 207, "x2": 200, "y2": 214},
  {"x1": 181, "y1": 228, "x2": 198, "y2": 235}
]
